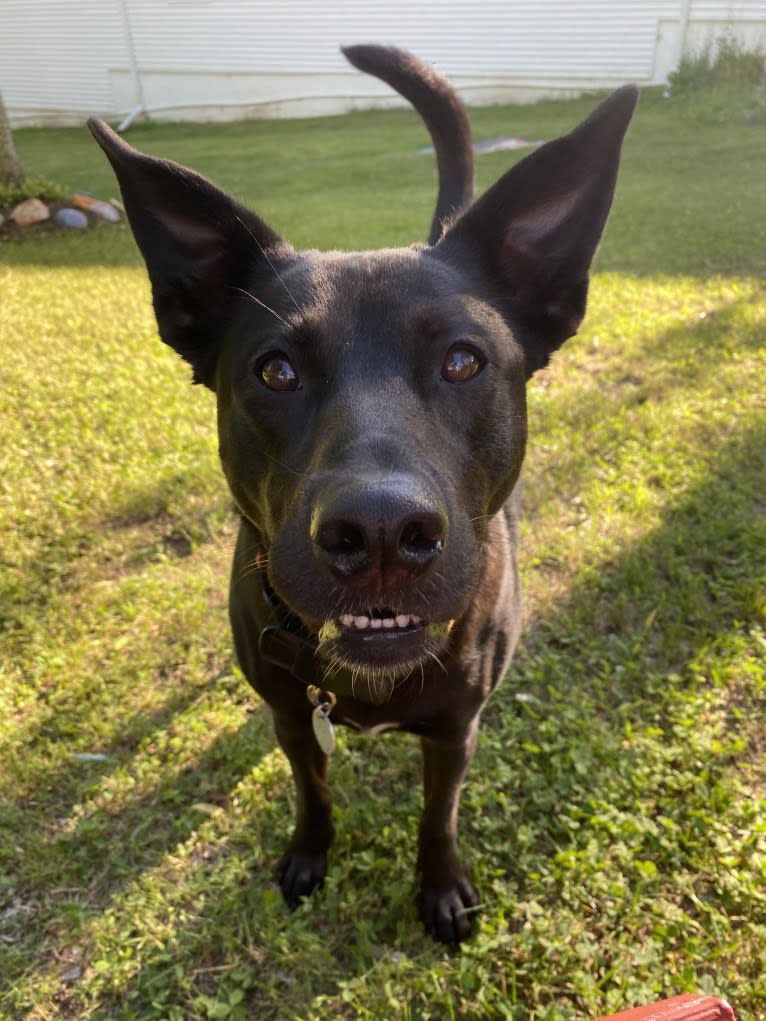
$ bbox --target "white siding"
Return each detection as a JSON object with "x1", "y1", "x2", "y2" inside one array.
[
  {"x1": 2, "y1": 0, "x2": 765, "y2": 125},
  {"x1": 686, "y1": 0, "x2": 766, "y2": 51},
  {"x1": 691, "y1": 0, "x2": 766, "y2": 17},
  {"x1": 1, "y1": 0, "x2": 129, "y2": 122},
  {"x1": 122, "y1": 0, "x2": 667, "y2": 79}
]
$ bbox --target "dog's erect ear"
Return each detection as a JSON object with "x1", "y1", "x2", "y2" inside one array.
[
  {"x1": 88, "y1": 119, "x2": 287, "y2": 388},
  {"x1": 439, "y1": 86, "x2": 637, "y2": 376}
]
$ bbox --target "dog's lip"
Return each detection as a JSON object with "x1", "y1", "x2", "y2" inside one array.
[{"x1": 328, "y1": 619, "x2": 429, "y2": 669}]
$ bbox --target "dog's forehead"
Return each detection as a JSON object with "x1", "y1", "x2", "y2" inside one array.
[{"x1": 281, "y1": 247, "x2": 469, "y2": 321}]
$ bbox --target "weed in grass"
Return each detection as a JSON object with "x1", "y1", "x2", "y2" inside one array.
[
  {"x1": 0, "y1": 175, "x2": 69, "y2": 211},
  {"x1": 665, "y1": 36, "x2": 766, "y2": 121},
  {"x1": 667, "y1": 36, "x2": 765, "y2": 97},
  {"x1": 2, "y1": 90, "x2": 766, "y2": 1021}
]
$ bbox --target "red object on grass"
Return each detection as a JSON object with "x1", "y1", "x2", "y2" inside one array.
[{"x1": 593, "y1": 994, "x2": 737, "y2": 1021}]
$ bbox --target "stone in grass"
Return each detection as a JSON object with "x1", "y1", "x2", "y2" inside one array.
[
  {"x1": 54, "y1": 207, "x2": 89, "y2": 230},
  {"x1": 71, "y1": 192, "x2": 120, "y2": 222},
  {"x1": 10, "y1": 197, "x2": 50, "y2": 226}
]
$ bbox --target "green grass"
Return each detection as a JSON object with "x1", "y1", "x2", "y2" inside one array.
[{"x1": 1, "y1": 84, "x2": 765, "y2": 1021}]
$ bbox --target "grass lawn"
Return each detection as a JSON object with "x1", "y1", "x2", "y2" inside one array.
[{"x1": 1, "y1": 84, "x2": 765, "y2": 1021}]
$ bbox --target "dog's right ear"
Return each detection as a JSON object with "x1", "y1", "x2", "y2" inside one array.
[{"x1": 88, "y1": 119, "x2": 288, "y2": 388}]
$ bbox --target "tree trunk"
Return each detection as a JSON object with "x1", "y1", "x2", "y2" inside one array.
[{"x1": 0, "y1": 90, "x2": 25, "y2": 188}]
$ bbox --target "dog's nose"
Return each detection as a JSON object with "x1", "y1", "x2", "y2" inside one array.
[{"x1": 311, "y1": 476, "x2": 447, "y2": 586}]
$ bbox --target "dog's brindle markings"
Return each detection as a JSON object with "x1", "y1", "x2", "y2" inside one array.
[{"x1": 89, "y1": 46, "x2": 636, "y2": 944}]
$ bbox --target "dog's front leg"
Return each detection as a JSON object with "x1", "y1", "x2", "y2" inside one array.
[
  {"x1": 272, "y1": 709, "x2": 334, "y2": 909},
  {"x1": 417, "y1": 717, "x2": 480, "y2": 943}
]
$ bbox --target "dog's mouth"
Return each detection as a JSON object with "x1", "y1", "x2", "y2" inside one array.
[
  {"x1": 260, "y1": 574, "x2": 456, "y2": 700},
  {"x1": 315, "y1": 609, "x2": 454, "y2": 698}
]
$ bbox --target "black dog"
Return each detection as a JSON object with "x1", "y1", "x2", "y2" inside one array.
[{"x1": 89, "y1": 46, "x2": 636, "y2": 943}]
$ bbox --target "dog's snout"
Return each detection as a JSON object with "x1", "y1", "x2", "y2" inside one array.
[{"x1": 311, "y1": 476, "x2": 447, "y2": 585}]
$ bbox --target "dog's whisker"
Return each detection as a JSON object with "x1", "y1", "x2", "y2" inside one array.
[
  {"x1": 234, "y1": 286, "x2": 289, "y2": 326},
  {"x1": 245, "y1": 442, "x2": 308, "y2": 479},
  {"x1": 424, "y1": 649, "x2": 449, "y2": 677},
  {"x1": 232, "y1": 554, "x2": 271, "y2": 587},
  {"x1": 235, "y1": 215, "x2": 302, "y2": 313}
]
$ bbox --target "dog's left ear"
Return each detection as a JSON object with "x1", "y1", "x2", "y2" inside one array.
[
  {"x1": 439, "y1": 86, "x2": 637, "y2": 376},
  {"x1": 88, "y1": 119, "x2": 288, "y2": 388}
]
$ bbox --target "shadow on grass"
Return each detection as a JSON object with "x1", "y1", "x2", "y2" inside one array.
[
  {"x1": 1, "y1": 638, "x2": 266, "y2": 898},
  {"x1": 521, "y1": 282, "x2": 765, "y2": 522},
  {"x1": 1, "y1": 227, "x2": 143, "y2": 269},
  {"x1": 0, "y1": 474, "x2": 229, "y2": 641},
  {"x1": 493, "y1": 415, "x2": 765, "y2": 740},
  {"x1": 5, "y1": 84, "x2": 766, "y2": 276},
  {"x1": 4, "y1": 211, "x2": 764, "y2": 278},
  {"x1": 47, "y1": 706, "x2": 276, "y2": 895}
]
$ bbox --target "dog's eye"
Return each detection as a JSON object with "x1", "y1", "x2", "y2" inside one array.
[
  {"x1": 258, "y1": 354, "x2": 300, "y2": 392},
  {"x1": 441, "y1": 345, "x2": 484, "y2": 383}
]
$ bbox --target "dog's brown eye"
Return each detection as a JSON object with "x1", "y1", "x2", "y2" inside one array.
[
  {"x1": 441, "y1": 345, "x2": 484, "y2": 383},
  {"x1": 258, "y1": 354, "x2": 300, "y2": 392}
]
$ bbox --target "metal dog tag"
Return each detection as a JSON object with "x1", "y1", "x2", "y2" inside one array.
[
  {"x1": 307, "y1": 685, "x2": 337, "y2": 757},
  {"x1": 311, "y1": 704, "x2": 336, "y2": 756}
]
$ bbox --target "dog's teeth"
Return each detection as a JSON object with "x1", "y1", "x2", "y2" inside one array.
[{"x1": 339, "y1": 612, "x2": 425, "y2": 631}]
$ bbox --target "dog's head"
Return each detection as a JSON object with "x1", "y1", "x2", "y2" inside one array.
[{"x1": 89, "y1": 48, "x2": 635, "y2": 694}]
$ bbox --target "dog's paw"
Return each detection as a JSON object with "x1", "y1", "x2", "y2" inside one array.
[
  {"x1": 277, "y1": 850, "x2": 328, "y2": 909},
  {"x1": 419, "y1": 875, "x2": 480, "y2": 944}
]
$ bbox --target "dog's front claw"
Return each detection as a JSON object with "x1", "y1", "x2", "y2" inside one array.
[
  {"x1": 419, "y1": 875, "x2": 479, "y2": 943},
  {"x1": 277, "y1": 850, "x2": 328, "y2": 909}
]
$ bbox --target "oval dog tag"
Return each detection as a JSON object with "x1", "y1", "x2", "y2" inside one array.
[{"x1": 312, "y1": 705, "x2": 336, "y2": 756}]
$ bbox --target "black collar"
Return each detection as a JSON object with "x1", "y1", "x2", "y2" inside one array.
[{"x1": 257, "y1": 579, "x2": 322, "y2": 687}]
